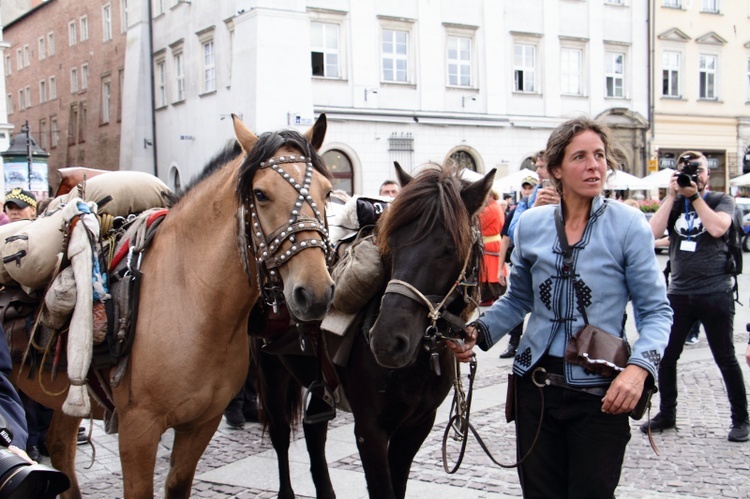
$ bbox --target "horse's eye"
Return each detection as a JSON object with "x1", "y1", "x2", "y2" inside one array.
[{"x1": 254, "y1": 189, "x2": 269, "y2": 202}]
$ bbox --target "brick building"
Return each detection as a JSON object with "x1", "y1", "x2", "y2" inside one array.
[{"x1": 3, "y1": 0, "x2": 128, "y2": 186}]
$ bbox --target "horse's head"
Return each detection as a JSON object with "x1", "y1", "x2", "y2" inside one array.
[
  {"x1": 369, "y1": 161, "x2": 495, "y2": 368},
  {"x1": 234, "y1": 114, "x2": 335, "y2": 322}
]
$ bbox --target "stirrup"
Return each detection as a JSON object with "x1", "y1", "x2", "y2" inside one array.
[{"x1": 303, "y1": 380, "x2": 336, "y2": 424}]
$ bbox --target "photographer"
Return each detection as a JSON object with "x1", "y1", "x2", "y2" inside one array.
[
  {"x1": 644, "y1": 151, "x2": 749, "y2": 442},
  {"x1": 0, "y1": 324, "x2": 33, "y2": 463}
]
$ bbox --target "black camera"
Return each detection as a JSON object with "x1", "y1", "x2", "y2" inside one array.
[
  {"x1": 676, "y1": 155, "x2": 701, "y2": 188},
  {"x1": 0, "y1": 417, "x2": 70, "y2": 499}
]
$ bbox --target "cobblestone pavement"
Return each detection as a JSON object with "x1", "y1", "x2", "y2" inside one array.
[{"x1": 49, "y1": 254, "x2": 750, "y2": 497}]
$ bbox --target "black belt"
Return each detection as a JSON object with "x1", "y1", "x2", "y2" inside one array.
[{"x1": 531, "y1": 367, "x2": 608, "y2": 397}]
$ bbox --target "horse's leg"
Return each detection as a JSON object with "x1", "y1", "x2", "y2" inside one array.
[
  {"x1": 352, "y1": 417, "x2": 395, "y2": 499},
  {"x1": 387, "y1": 413, "x2": 437, "y2": 499},
  {"x1": 46, "y1": 410, "x2": 82, "y2": 499},
  {"x1": 118, "y1": 411, "x2": 163, "y2": 498},
  {"x1": 302, "y1": 396, "x2": 335, "y2": 499},
  {"x1": 164, "y1": 414, "x2": 223, "y2": 499},
  {"x1": 257, "y1": 350, "x2": 296, "y2": 499}
]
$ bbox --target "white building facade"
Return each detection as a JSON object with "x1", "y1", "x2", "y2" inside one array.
[{"x1": 123, "y1": 0, "x2": 650, "y2": 196}]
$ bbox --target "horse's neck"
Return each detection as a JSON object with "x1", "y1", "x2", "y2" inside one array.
[{"x1": 146, "y1": 166, "x2": 257, "y2": 310}]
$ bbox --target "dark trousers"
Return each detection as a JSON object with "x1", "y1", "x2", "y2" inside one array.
[
  {"x1": 515, "y1": 360, "x2": 630, "y2": 499},
  {"x1": 659, "y1": 291, "x2": 748, "y2": 424}
]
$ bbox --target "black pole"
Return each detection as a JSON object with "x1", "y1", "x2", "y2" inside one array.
[{"x1": 23, "y1": 120, "x2": 32, "y2": 191}]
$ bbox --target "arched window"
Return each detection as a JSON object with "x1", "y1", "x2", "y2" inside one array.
[
  {"x1": 450, "y1": 150, "x2": 477, "y2": 172},
  {"x1": 169, "y1": 165, "x2": 181, "y2": 191},
  {"x1": 322, "y1": 149, "x2": 353, "y2": 195}
]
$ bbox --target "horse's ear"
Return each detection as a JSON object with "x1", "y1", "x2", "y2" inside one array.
[
  {"x1": 394, "y1": 161, "x2": 413, "y2": 188},
  {"x1": 232, "y1": 114, "x2": 258, "y2": 154},
  {"x1": 462, "y1": 168, "x2": 496, "y2": 216},
  {"x1": 305, "y1": 113, "x2": 327, "y2": 151}
]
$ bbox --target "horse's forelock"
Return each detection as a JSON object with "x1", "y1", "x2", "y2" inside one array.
[
  {"x1": 235, "y1": 129, "x2": 331, "y2": 204},
  {"x1": 377, "y1": 163, "x2": 472, "y2": 264}
]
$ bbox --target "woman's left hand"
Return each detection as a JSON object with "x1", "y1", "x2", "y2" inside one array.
[
  {"x1": 449, "y1": 325, "x2": 478, "y2": 363},
  {"x1": 601, "y1": 364, "x2": 649, "y2": 415}
]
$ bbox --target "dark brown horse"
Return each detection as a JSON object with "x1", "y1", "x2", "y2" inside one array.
[
  {"x1": 8, "y1": 115, "x2": 335, "y2": 498},
  {"x1": 255, "y1": 161, "x2": 495, "y2": 498}
]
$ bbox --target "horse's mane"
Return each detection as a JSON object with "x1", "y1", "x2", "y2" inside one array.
[
  {"x1": 377, "y1": 162, "x2": 474, "y2": 265},
  {"x1": 173, "y1": 140, "x2": 243, "y2": 204},
  {"x1": 235, "y1": 129, "x2": 331, "y2": 204}
]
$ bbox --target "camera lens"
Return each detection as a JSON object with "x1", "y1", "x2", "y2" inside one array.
[
  {"x1": 676, "y1": 173, "x2": 692, "y2": 188},
  {"x1": 0, "y1": 449, "x2": 70, "y2": 499}
]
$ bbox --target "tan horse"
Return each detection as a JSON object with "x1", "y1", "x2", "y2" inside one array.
[{"x1": 8, "y1": 115, "x2": 335, "y2": 498}]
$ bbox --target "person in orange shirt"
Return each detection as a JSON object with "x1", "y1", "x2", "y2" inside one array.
[{"x1": 478, "y1": 190, "x2": 505, "y2": 306}]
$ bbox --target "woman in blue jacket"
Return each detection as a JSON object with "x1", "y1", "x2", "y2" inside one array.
[{"x1": 452, "y1": 117, "x2": 672, "y2": 498}]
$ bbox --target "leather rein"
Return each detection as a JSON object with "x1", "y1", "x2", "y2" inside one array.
[{"x1": 239, "y1": 154, "x2": 330, "y2": 312}]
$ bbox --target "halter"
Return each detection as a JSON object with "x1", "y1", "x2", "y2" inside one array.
[
  {"x1": 242, "y1": 154, "x2": 330, "y2": 311},
  {"x1": 381, "y1": 226, "x2": 481, "y2": 375}
]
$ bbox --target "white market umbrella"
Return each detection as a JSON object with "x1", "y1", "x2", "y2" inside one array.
[
  {"x1": 641, "y1": 168, "x2": 675, "y2": 189},
  {"x1": 604, "y1": 170, "x2": 648, "y2": 190},
  {"x1": 492, "y1": 168, "x2": 538, "y2": 193},
  {"x1": 730, "y1": 172, "x2": 750, "y2": 187}
]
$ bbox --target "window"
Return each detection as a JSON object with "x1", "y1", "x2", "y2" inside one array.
[
  {"x1": 310, "y1": 22, "x2": 340, "y2": 78},
  {"x1": 322, "y1": 150, "x2": 354, "y2": 195},
  {"x1": 605, "y1": 51, "x2": 625, "y2": 98},
  {"x1": 560, "y1": 48, "x2": 582, "y2": 95},
  {"x1": 662, "y1": 51, "x2": 680, "y2": 97},
  {"x1": 121, "y1": 0, "x2": 129, "y2": 33},
  {"x1": 81, "y1": 64, "x2": 89, "y2": 90},
  {"x1": 699, "y1": 54, "x2": 717, "y2": 99},
  {"x1": 6, "y1": 94, "x2": 13, "y2": 115},
  {"x1": 24, "y1": 85, "x2": 30, "y2": 108},
  {"x1": 68, "y1": 21, "x2": 77, "y2": 46},
  {"x1": 80, "y1": 16, "x2": 89, "y2": 41},
  {"x1": 101, "y1": 78, "x2": 111, "y2": 123},
  {"x1": 173, "y1": 52, "x2": 185, "y2": 102},
  {"x1": 663, "y1": 0, "x2": 681, "y2": 7},
  {"x1": 382, "y1": 29, "x2": 408, "y2": 83},
  {"x1": 78, "y1": 102, "x2": 87, "y2": 143},
  {"x1": 49, "y1": 76, "x2": 57, "y2": 99},
  {"x1": 702, "y1": 0, "x2": 719, "y2": 13},
  {"x1": 747, "y1": 57, "x2": 750, "y2": 102},
  {"x1": 68, "y1": 104, "x2": 78, "y2": 145},
  {"x1": 51, "y1": 116, "x2": 59, "y2": 147},
  {"x1": 38, "y1": 37, "x2": 46, "y2": 60},
  {"x1": 605, "y1": 0, "x2": 623, "y2": 4},
  {"x1": 156, "y1": 59, "x2": 167, "y2": 107},
  {"x1": 15, "y1": 49, "x2": 22, "y2": 71},
  {"x1": 154, "y1": 0, "x2": 164, "y2": 16},
  {"x1": 4, "y1": 55, "x2": 10, "y2": 76},
  {"x1": 70, "y1": 67, "x2": 79, "y2": 93},
  {"x1": 103, "y1": 4, "x2": 113, "y2": 42},
  {"x1": 18, "y1": 89, "x2": 24, "y2": 111},
  {"x1": 39, "y1": 80, "x2": 47, "y2": 103},
  {"x1": 39, "y1": 119, "x2": 48, "y2": 149},
  {"x1": 202, "y1": 39, "x2": 216, "y2": 93},
  {"x1": 448, "y1": 36, "x2": 472, "y2": 87},
  {"x1": 48, "y1": 32, "x2": 55, "y2": 55},
  {"x1": 514, "y1": 44, "x2": 535, "y2": 92},
  {"x1": 23, "y1": 45, "x2": 29, "y2": 67}
]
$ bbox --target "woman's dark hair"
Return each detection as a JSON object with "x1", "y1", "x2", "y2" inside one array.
[{"x1": 544, "y1": 116, "x2": 623, "y2": 195}]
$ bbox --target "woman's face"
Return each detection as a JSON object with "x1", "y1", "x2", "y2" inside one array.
[{"x1": 551, "y1": 130, "x2": 607, "y2": 202}]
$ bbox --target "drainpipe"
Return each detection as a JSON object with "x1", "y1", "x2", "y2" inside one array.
[
  {"x1": 147, "y1": 0, "x2": 158, "y2": 178},
  {"x1": 647, "y1": 0, "x2": 655, "y2": 166}
]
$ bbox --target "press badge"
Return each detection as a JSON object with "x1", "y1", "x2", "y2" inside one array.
[{"x1": 680, "y1": 240, "x2": 697, "y2": 252}]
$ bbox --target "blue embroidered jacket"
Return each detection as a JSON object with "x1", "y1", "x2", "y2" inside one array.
[{"x1": 474, "y1": 195, "x2": 672, "y2": 386}]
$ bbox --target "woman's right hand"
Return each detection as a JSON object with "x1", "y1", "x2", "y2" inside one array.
[{"x1": 449, "y1": 325, "x2": 478, "y2": 363}]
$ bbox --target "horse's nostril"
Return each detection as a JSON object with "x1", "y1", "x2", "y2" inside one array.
[{"x1": 294, "y1": 285, "x2": 312, "y2": 308}]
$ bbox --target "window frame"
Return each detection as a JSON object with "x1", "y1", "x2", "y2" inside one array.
[
  {"x1": 68, "y1": 20, "x2": 77, "y2": 46},
  {"x1": 39, "y1": 79, "x2": 47, "y2": 103},
  {"x1": 39, "y1": 119, "x2": 48, "y2": 149},
  {"x1": 310, "y1": 21, "x2": 341, "y2": 79},
  {"x1": 23, "y1": 45, "x2": 29, "y2": 67},
  {"x1": 4, "y1": 55, "x2": 10, "y2": 76},
  {"x1": 663, "y1": 0, "x2": 681, "y2": 7},
  {"x1": 38, "y1": 37, "x2": 46, "y2": 60},
  {"x1": 18, "y1": 89, "x2": 25, "y2": 111},
  {"x1": 6, "y1": 94, "x2": 13, "y2": 115},
  {"x1": 172, "y1": 48, "x2": 185, "y2": 103},
  {"x1": 50, "y1": 116, "x2": 59, "y2": 148},
  {"x1": 513, "y1": 43, "x2": 537, "y2": 93},
  {"x1": 80, "y1": 15, "x2": 89, "y2": 42},
  {"x1": 49, "y1": 76, "x2": 57, "y2": 100},
  {"x1": 47, "y1": 32, "x2": 55, "y2": 56},
  {"x1": 560, "y1": 45, "x2": 584, "y2": 96},
  {"x1": 81, "y1": 63, "x2": 89, "y2": 90},
  {"x1": 605, "y1": 50, "x2": 626, "y2": 98},
  {"x1": 101, "y1": 77, "x2": 112, "y2": 124},
  {"x1": 199, "y1": 33, "x2": 216, "y2": 94},
  {"x1": 155, "y1": 57, "x2": 167, "y2": 108},
  {"x1": 446, "y1": 34, "x2": 474, "y2": 88},
  {"x1": 103, "y1": 4, "x2": 113, "y2": 42},
  {"x1": 70, "y1": 67, "x2": 79, "y2": 93},
  {"x1": 24, "y1": 85, "x2": 30, "y2": 108},
  {"x1": 380, "y1": 26, "x2": 410, "y2": 84},
  {"x1": 662, "y1": 50, "x2": 681, "y2": 98},
  {"x1": 698, "y1": 53, "x2": 718, "y2": 100},
  {"x1": 701, "y1": 0, "x2": 719, "y2": 13}
]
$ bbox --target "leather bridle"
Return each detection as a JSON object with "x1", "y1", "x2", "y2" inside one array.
[{"x1": 240, "y1": 154, "x2": 330, "y2": 312}]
